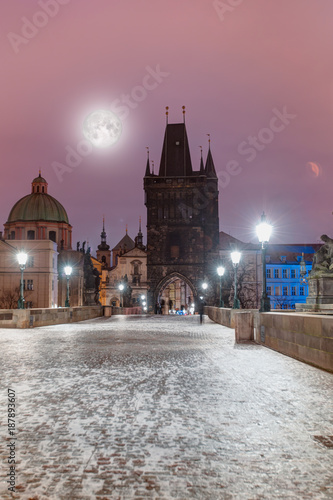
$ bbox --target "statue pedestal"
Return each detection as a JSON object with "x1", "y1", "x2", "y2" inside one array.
[
  {"x1": 296, "y1": 275, "x2": 333, "y2": 313},
  {"x1": 84, "y1": 289, "x2": 96, "y2": 306}
]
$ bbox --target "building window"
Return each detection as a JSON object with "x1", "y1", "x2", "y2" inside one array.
[
  {"x1": 266, "y1": 269, "x2": 271, "y2": 278},
  {"x1": 291, "y1": 269, "x2": 296, "y2": 278},
  {"x1": 266, "y1": 286, "x2": 272, "y2": 295},
  {"x1": 300, "y1": 286, "x2": 304, "y2": 296},
  {"x1": 10, "y1": 231, "x2": 15, "y2": 240},
  {"x1": 49, "y1": 231, "x2": 56, "y2": 242},
  {"x1": 27, "y1": 257, "x2": 34, "y2": 268},
  {"x1": 27, "y1": 280, "x2": 33, "y2": 290},
  {"x1": 283, "y1": 286, "x2": 288, "y2": 296},
  {"x1": 274, "y1": 269, "x2": 279, "y2": 279},
  {"x1": 282, "y1": 303, "x2": 288, "y2": 309},
  {"x1": 291, "y1": 286, "x2": 296, "y2": 296},
  {"x1": 25, "y1": 301, "x2": 33, "y2": 309},
  {"x1": 275, "y1": 287, "x2": 280, "y2": 296},
  {"x1": 283, "y1": 269, "x2": 288, "y2": 279},
  {"x1": 27, "y1": 230, "x2": 35, "y2": 240},
  {"x1": 52, "y1": 280, "x2": 54, "y2": 291}
]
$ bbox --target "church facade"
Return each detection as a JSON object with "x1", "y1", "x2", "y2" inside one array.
[{"x1": 144, "y1": 116, "x2": 220, "y2": 311}]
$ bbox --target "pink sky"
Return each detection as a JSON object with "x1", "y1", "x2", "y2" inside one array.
[{"x1": 1, "y1": 0, "x2": 333, "y2": 252}]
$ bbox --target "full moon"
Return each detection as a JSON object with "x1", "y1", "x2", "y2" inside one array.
[{"x1": 83, "y1": 109, "x2": 122, "y2": 148}]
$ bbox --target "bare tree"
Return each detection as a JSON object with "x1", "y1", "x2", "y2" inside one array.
[
  {"x1": 222, "y1": 260, "x2": 259, "y2": 309},
  {"x1": 0, "y1": 287, "x2": 20, "y2": 309}
]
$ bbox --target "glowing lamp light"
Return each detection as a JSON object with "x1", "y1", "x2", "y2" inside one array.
[
  {"x1": 141, "y1": 295, "x2": 145, "y2": 300},
  {"x1": 256, "y1": 212, "x2": 272, "y2": 244},
  {"x1": 64, "y1": 266, "x2": 72, "y2": 276},
  {"x1": 231, "y1": 251, "x2": 241, "y2": 266},
  {"x1": 202, "y1": 283, "x2": 208, "y2": 290},
  {"x1": 118, "y1": 284, "x2": 124, "y2": 291},
  {"x1": 17, "y1": 252, "x2": 28, "y2": 267},
  {"x1": 217, "y1": 266, "x2": 225, "y2": 277}
]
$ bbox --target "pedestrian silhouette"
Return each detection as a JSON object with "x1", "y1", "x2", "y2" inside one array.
[{"x1": 198, "y1": 298, "x2": 206, "y2": 324}]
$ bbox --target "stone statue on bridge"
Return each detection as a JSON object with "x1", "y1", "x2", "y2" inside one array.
[{"x1": 310, "y1": 234, "x2": 333, "y2": 276}]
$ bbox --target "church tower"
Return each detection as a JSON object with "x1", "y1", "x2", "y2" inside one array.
[
  {"x1": 144, "y1": 108, "x2": 220, "y2": 310},
  {"x1": 96, "y1": 217, "x2": 111, "y2": 267}
]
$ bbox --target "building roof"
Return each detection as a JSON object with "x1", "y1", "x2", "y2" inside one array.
[
  {"x1": 219, "y1": 231, "x2": 258, "y2": 251},
  {"x1": 7, "y1": 193, "x2": 69, "y2": 224},
  {"x1": 205, "y1": 148, "x2": 217, "y2": 178},
  {"x1": 266, "y1": 244, "x2": 321, "y2": 263},
  {"x1": 6, "y1": 174, "x2": 69, "y2": 224},
  {"x1": 158, "y1": 123, "x2": 193, "y2": 177},
  {"x1": 112, "y1": 233, "x2": 135, "y2": 251}
]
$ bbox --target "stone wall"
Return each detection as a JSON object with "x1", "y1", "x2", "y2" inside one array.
[
  {"x1": 0, "y1": 306, "x2": 103, "y2": 329},
  {"x1": 206, "y1": 306, "x2": 333, "y2": 372},
  {"x1": 255, "y1": 312, "x2": 333, "y2": 372}
]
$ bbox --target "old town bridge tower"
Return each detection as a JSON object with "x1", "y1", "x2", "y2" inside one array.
[{"x1": 144, "y1": 110, "x2": 220, "y2": 311}]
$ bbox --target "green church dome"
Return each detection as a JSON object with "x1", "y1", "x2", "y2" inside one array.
[{"x1": 7, "y1": 193, "x2": 69, "y2": 224}]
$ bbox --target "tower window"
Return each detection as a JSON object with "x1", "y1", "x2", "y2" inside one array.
[
  {"x1": 49, "y1": 231, "x2": 56, "y2": 242},
  {"x1": 10, "y1": 231, "x2": 15, "y2": 240},
  {"x1": 27, "y1": 230, "x2": 35, "y2": 240}
]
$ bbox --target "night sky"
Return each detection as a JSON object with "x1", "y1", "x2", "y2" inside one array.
[{"x1": 1, "y1": 0, "x2": 333, "y2": 252}]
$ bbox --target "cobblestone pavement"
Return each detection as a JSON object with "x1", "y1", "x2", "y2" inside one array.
[{"x1": 0, "y1": 315, "x2": 332, "y2": 500}]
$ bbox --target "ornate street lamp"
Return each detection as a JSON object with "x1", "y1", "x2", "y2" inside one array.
[
  {"x1": 299, "y1": 252, "x2": 307, "y2": 284},
  {"x1": 17, "y1": 252, "x2": 28, "y2": 309},
  {"x1": 231, "y1": 251, "x2": 241, "y2": 309},
  {"x1": 217, "y1": 266, "x2": 225, "y2": 307},
  {"x1": 64, "y1": 266, "x2": 72, "y2": 307},
  {"x1": 118, "y1": 283, "x2": 124, "y2": 308},
  {"x1": 256, "y1": 212, "x2": 273, "y2": 312}
]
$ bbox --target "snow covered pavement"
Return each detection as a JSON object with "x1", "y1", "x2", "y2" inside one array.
[{"x1": 0, "y1": 314, "x2": 332, "y2": 499}]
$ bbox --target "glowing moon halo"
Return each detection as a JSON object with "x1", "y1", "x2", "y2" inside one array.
[{"x1": 83, "y1": 109, "x2": 122, "y2": 148}]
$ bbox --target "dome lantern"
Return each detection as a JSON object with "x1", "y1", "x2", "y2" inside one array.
[{"x1": 32, "y1": 170, "x2": 48, "y2": 194}]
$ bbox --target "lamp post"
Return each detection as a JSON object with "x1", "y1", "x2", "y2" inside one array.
[
  {"x1": 299, "y1": 252, "x2": 307, "y2": 283},
  {"x1": 231, "y1": 251, "x2": 241, "y2": 309},
  {"x1": 64, "y1": 266, "x2": 72, "y2": 307},
  {"x1": 141, "y1": 294, "x2": 147, "y2": 312},
  {"x1": 217, "y1": 266, "x2": 225, "y2": 307},
  {"x1": 17, "y1": 252, "x2": 28, "y2": 309},
  {"x1": 119, "y1": 284, "x2": 124, "y2": 308},
  {"x1": 256, "y1": 212, "x2": 273, "y2": 312}
]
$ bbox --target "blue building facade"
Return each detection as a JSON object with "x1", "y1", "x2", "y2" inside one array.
[{"x1": 265, "y1": 245, "x2": 320, "y2": 309}]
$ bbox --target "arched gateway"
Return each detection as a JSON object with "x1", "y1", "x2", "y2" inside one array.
[
  {"x1": 144, "y1": 112, "x2": 220, "y2": 312},
  {"x1": 155, "y1": 272, "x2": 197, "y2": 314}
]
